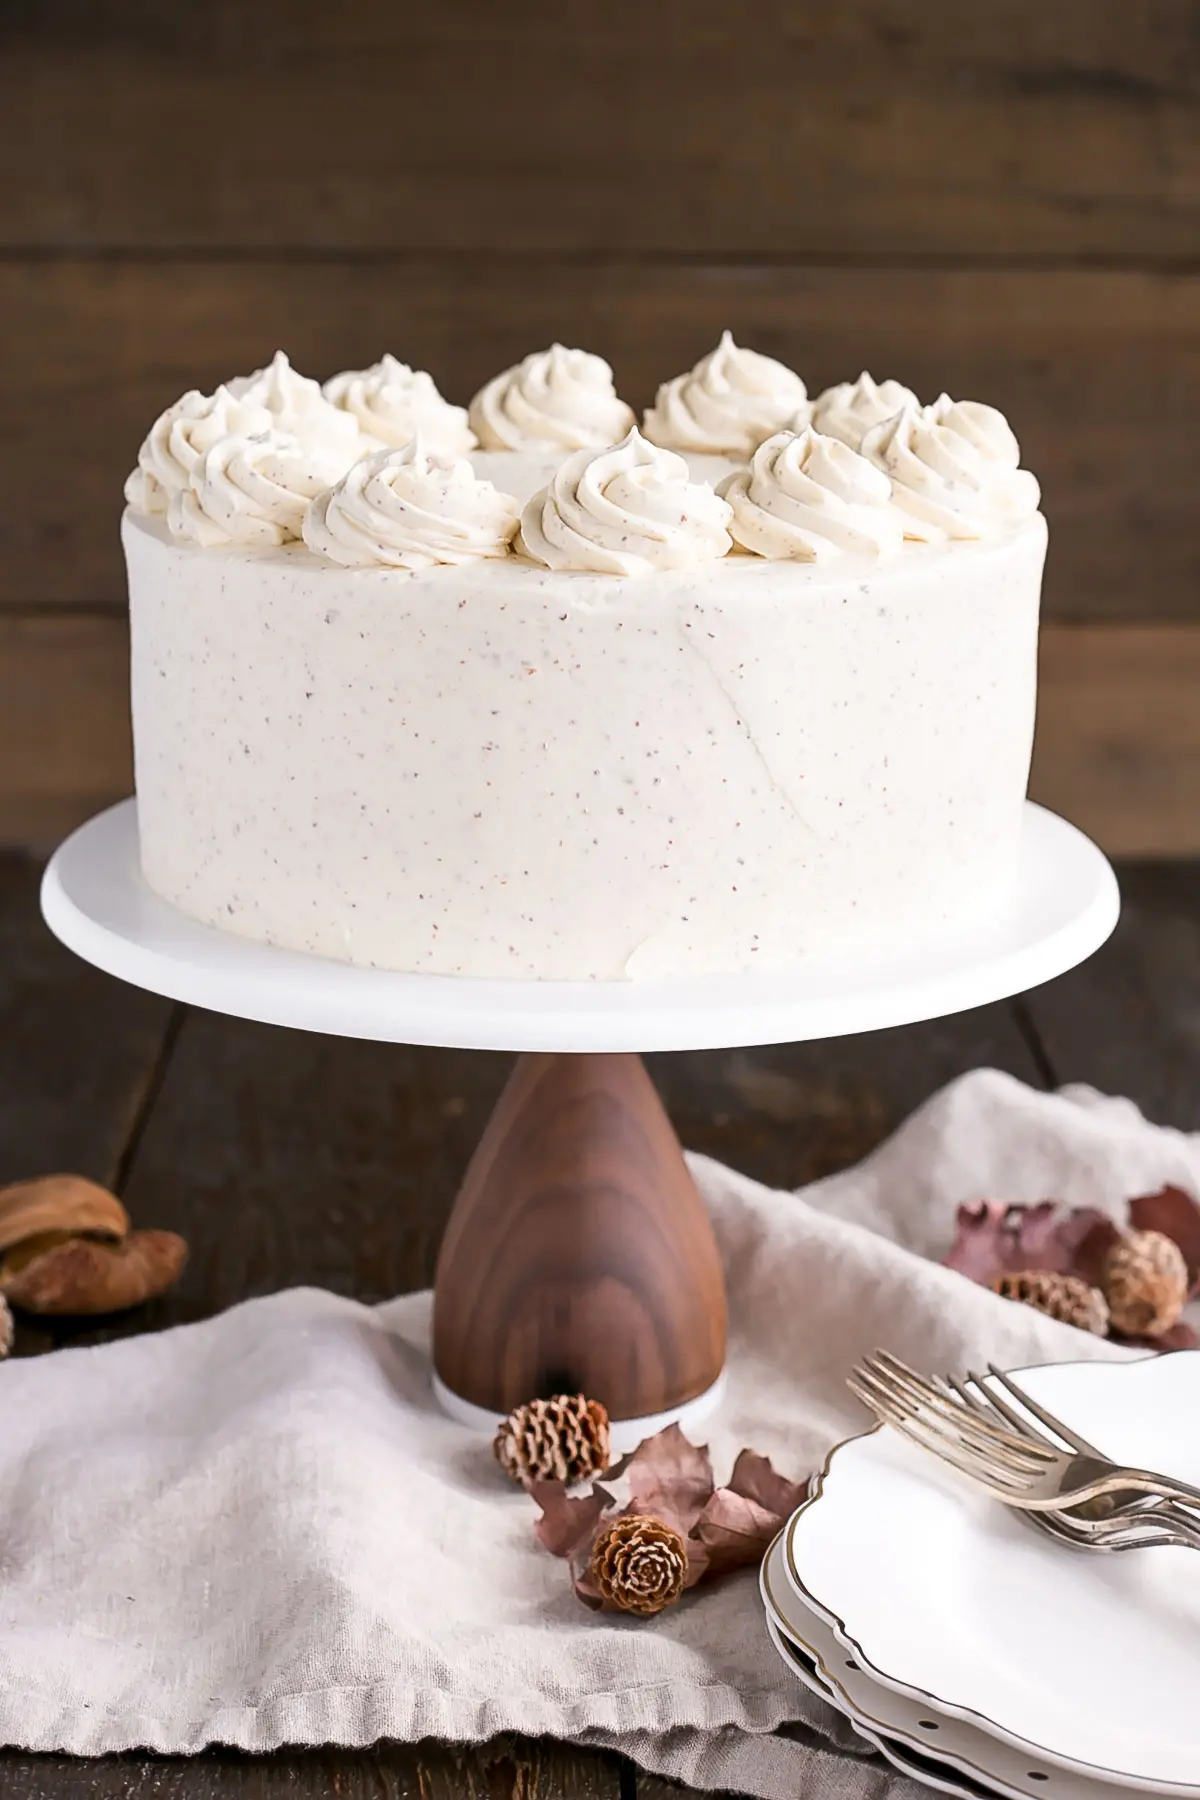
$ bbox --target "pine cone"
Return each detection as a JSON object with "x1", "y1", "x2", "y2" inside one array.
[
  {"x1": 1101, "y1": 1229, "x2": 1188, "y2": 1337},
  {"x1": 494, "y1": 1393, "x2": 611, "y2": 1486},
  {"x1": 590, "y1": 1513, "x2": 688, "y2": 1616},
  {"x1": 991, "y1": 1269, "x2": 1110, "y2": 1336},
  {"x1": 0, "y1": 1294, "x2": 11, "y2": 1358}
]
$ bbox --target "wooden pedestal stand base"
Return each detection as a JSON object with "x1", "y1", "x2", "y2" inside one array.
[
  {"x1": 432, "y1": 1053, "x2": 728, "y2": 1423},
  {"x1": 42, "y1": 803, "x2": 1118, "y2": 1431}
]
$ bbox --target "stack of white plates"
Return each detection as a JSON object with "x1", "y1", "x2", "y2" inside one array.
[{"x1": 759, "y1": 1354, "x2": 1200, "y2": 1799}]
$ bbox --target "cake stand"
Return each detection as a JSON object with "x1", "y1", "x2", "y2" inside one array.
[{"x1": 41, "y1": 798, "x2": 1118, "y2": 1448}]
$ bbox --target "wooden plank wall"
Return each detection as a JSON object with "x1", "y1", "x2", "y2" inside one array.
[{"x1": 2, "y1": 1, "x2": 1198, "y2": 849}]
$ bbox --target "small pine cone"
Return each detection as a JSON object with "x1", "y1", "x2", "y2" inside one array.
[
  {"x1": 493, "y1": 1393, "x2": 611, "y2": 1487},
  {"x1": 591, "y1": 1513, "x2": 688, "y2": 1616},
  {"x1": 0, "y1": 1294, "x2": 11, "y2": 1358},
  {"x1": 991, "y1": 1269, "x2": 1110, "y2": 1336},
  {"x1": 1101, "y1": 1229, "x2": 1189, "y2": 1337}
]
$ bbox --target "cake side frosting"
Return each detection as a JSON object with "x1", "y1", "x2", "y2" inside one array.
[{"x1": 127, "y1": 511, "x2": 1045, "y2": 981}]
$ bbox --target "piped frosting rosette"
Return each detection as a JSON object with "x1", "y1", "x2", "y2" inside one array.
[
  {"x1": 302, "y1": 440, "x2": 519, "y2": 569},
  {"x1": 128, "y1": 353, "x2": 368, "y2": 523},
  {"x1": 810, "y1": 372, "x2": 919, "y2": 452},
  {"x1": 124, "y1": 385, "x2": 273, "y2": 514},
  {"x1": 643, "y1": 331, "x2": 809, "y2": 457},
  {"x1": 720, "y1": 428, "x2": 905, "y2": 561},
  {"x1": 229, "y1": 350, "x2": 367, "y2": 461},
  {"x1": 518, "y1": 428, "x2": 733, "y2": 575},
  {"x1": 168, "y1": 430, "x2": 353, "y2": 548},
  {"x1": 323, "y1": 355, "x2": 476, "y2": 453},
  {"x1": 469, "y1": 344, "x2": 635, "y2": 451},
  {"x1": 862, "y1": 395, "x2": 1041, "y2": 540}
]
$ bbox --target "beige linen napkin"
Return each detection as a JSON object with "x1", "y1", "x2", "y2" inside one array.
[{"x1": 1, "y1": 1068, "x2": 1194, "y2": 1796}]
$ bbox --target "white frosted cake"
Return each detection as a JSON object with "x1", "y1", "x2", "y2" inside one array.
[{"x1": 123, "y1": 335, "x2": 1045, "y2": 981}]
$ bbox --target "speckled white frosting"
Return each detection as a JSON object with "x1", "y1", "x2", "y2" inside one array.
[
  {"x1": 719, "y1": 428, "x2": 905, "y2": 561},
  {"x1": 468, "y1": 345, "x2": 635, "y2": 451},
  {"x1": 810, "y1": 373, "x2": 920, "y2": 452},
  {"x1": 126, "y1": 449, "x2": 1046, "y2": 979},
  {"x1": 862, "y1": 396, "x2": 1042, "y2": 542},
  {"x1": 518, "y1": 430, "x2": 733, "y2": 574},
  {"x1": 643, "y1": 332, "x2": 810, "y2": 457},
  {"x1": 322, "y1": 356, "x2": 476, "y2": 453},
  {"x1": 303, "y1": 441, "x2": 519, "y2": 569}
]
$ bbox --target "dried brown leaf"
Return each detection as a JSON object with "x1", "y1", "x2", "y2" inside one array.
[
  {"x1": 1070, "y1": 1218, "x2": 1124, "y2": 1288},
  {"x1": 945, "y1": 1200, "x2": 1113, "y2": 1288},
  {"x1": 1113, "y1": 1319, "x2": 1200, "y2": 1352},
  {"x1": 529, "y1": 1422, "x2": 808, "y2": 1615},
  {"x1": 1129, "y1": 1187, "x2": 1200, "y2": 1294},
  {"x1": 726, "y1": 1447, "x2": 809, "y2": 1520},
  {"x1": 530, "y1": 1480, "x2": 611, "y2": 1560},
  {"x1": 1, "y1": 1229, "x2": 187, "y2": 1315},
  {"x1": 573, "y1": 1570, "x2": 606, "y2": 1609},
  {"x1": 0, "y1": 1175, "x2": 128, "y2": 1256},
  {"x1": 691, "y1": 1488, "x2": 783, "y2": 1578},
  {"x1": 945, "y1": 1188, "x2": 1200, "y2": 1351},
  {"x1": 620, "y1": 1422, "x2": 714, "y2": 1535}
]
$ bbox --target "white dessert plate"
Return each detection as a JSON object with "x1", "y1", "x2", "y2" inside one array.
[
  {"x1": 41, "y1": 798, "x2": 1117, "y2": 1052},
  {"x1": 763, "y1": 1612, "x2": 996, "y2": 1800},
  {"x1": 761, "y1": 1531, "x2": 1122, "y2": 1800},
  {"x1": 787, "y1": 1354, "x2": 1200, "y2": 1794}
]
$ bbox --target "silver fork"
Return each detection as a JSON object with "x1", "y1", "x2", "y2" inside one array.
[
  {"x1": 846, "y1": 1357, "x2": 1186, "y2": 1555},
  {"x1": 852, "y1": 1351, "x2": 1200, "y2": 1540},
  {"x1": 947, "y1": 1364, "x2": 1200, "y2": 1552},
  {"x1": 852, "y1": 1353, "x2": 1200, "y2": 1555},
  {"x1": 849, "y1": 1350, "x2": 1200, "y2": 1524}
]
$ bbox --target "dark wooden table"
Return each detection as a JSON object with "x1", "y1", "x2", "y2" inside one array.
[{"x1": 2, "y1": 852, "x2": 1198, "y2": 1799}]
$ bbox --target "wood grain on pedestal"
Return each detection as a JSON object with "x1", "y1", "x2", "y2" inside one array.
[{"x1": 433, "y1": 1053, "x2": 727, "y2": 1418}]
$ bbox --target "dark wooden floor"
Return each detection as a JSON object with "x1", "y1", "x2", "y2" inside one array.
[{"x1": 2, "y1": 853, "x2": 1199, "y2": 1797}]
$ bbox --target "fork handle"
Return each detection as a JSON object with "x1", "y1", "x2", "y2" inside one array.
[
  {"x1": 1117, "y1": 1472, "x2": 1200, "y2": 1510},
  {"x1": 1061, "y1": 1495, "x2": 1200, "y2": 1551},
  {"x1": 1140, "y1": 1503, "x2": 1200, "y2": 1552}
]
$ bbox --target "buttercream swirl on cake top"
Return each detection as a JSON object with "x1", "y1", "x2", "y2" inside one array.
[
  {"x1": 642, "y1": 331, "x2": 809, "y2": 457},
  {"x1": 810, "y1": 372, "x2": 920, "y2": 452},
  {"x1": 322, "y1": 356, "x2": 476, "y2": 453},
  {"x1": 468, "y1": 345, "x2": 635, "y2": 451},
  {"x1": 229, "y1": 351, "x2": 366, "y2": 462},
  {"x1": 302, "y1": 440, "x2": 519, "y2": 570},
  {"x1": 168, "y1": 429, "x2": 353, "y2": 549},
  {"x1": 518, "y1": 428, "x2": 733, "y2": 576},
  {"x1": 124, "y1": 385, "x2": 273, "y2": 514},
  {"x1": 862, "y1": 394, "x2": 1041, "y2": 540},
  {"x1": 720, "y1": 428, "x2": 905, "y2": 561}
]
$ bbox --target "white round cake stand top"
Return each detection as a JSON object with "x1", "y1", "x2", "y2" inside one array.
[{"x1": 41, "y1": 798, "x2": 1118, "y2": 1054}]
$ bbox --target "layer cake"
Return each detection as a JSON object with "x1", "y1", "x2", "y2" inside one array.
[{"x1": 123, "y1": 337, "x2": 1045, "y2": 981}]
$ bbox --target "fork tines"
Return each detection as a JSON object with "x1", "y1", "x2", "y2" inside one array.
[{"x1": 847, "y1": 1351, "x2": 1058, "y2": 1494}]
